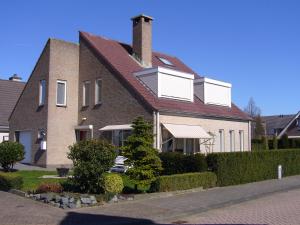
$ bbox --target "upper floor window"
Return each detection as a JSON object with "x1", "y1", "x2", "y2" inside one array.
[
  {"x1": 157, "y1": 56, "x2": 173, "y2": 66},
  {"x1": 219, "y1": 129, "x2": 225, "y2": 152},
  {"x1": 56, "y1": 80, "x2": 67, "y2": 106},
  {"x1": 83, "y1": 81, "x2": 91, "y2": 107},
  {"x1": 95, "y1": 79, "x2": 102, "y2": 105},
  {"x1": 39, "y1": 80, "x2": 46, "y2": 106}
]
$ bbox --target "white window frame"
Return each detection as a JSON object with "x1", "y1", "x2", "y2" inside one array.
[
  {"x1": 95, "y1": 78, "x2": 102, "y2": 105},
  {"x1": 229, "y1": 130, "x2": 235, "y2": 152},
  {"x1": 239, "y1": 130, "x2": 244, "y2": 151},
  {"x1": 219, "y1": 129, "x2": 225, "y2": 152},
  {"x1": 83, "y1": 81, "x2": 91, "y2": 107},
  {"x1": 56, "y1": 80, "x2": 67, "y2": 106},
  {"x1": 39, "y1": 79, "x2": 46, "y2": 106}
]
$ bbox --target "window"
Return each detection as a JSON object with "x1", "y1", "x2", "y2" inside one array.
[
  {"x1": 39, "y1": 80, "x2": 46, "y2": 106},
  {"x1": 95, "y1": 79, "x2": 102, "y2": 105},
  {"x1": 15, "y1": 131, "x2": 20, "y2": 142},
  {"x1": 239, "y1": 130, "x2": 244, "y2": 151},
  {"x1": 83, "y1": 81, "x2": 91, "y2": 106},
  {"x1": 219, "y1": 129, "x2": 225, "y2": 152},
  {"x1": 229, "y1": 130, "x2": 235, "y2": 152},
  {"x1": 157, "y1": 57, "x2": 173, "y2": 66},
  {"x1": 56, "y1": 80, "x2": 67, "y2": 106}
]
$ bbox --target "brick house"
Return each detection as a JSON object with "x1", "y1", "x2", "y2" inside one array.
[
  {"x1": 0, "y1": 75, "x2": 25, "y2": 142},
  {"x1": 9, "y1": 15, "x2": 251, "y2": 168}
]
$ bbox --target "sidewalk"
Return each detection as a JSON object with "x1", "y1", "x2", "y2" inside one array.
[
  {"x1": 1, "y1": 175, "x2": 300, "y2": 224},
  {"x1": 78, "y1": 175, "x2": 300, "y2": 223}
]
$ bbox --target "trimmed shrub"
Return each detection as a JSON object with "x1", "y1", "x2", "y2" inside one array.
[
  {"x1": 207, "y1": 149, "x2": 300, "y2": 186},
  {"x1": 68, "y1": 139, "x2": 116, "y2": 194},
  {"x1": 0, "y1": 141, "x2": 25, "y2": 172},
  {"x1": 159, "y1": 152, "x2": 207, "y2": 175},
  {"x1": 0, "y1": 172, "x2": 23, "y2": 191},
  {"x1": 103, "y1": 173, "x2": 124, "y2": 194},
  {"x1": 152, "y1": 172, "x2": 217, "y2": 192},
  {"x1": 36, "y1": 183, "x2": 63, "y2": 193}
]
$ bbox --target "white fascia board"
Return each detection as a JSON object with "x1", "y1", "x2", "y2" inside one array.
[
  {"x1": 194, "y1": 77, "x2": 232, "y2": 88},
  {"x1": 134, "y1": 66, "x2": 194, "y2": 80},
  {"x1": 75, "y1": 125, "x2": 93, "y2": 130}
]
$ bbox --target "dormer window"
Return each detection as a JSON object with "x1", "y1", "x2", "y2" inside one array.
[{"x1": 157, "y1": 57, "x2": 173, "y2": 66}]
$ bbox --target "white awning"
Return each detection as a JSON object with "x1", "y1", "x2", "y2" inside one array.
[
  {"x1": 75, "y1": 125, "x2": 93, "y2": 130},
  {"x1": 162, "y1": 123, "x2": 211, "y2": 139},
  {"x1": 99, "y1": 124, "x2": 133, "y2": 131}
]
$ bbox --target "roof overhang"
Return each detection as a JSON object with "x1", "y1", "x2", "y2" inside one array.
[
  {"x1": 278, "y1": 111, "x2": 300, "y2": 138},
  {"x1": 99, "y1": 124, "x2": 133, "y2": 131},
  {"x1": 162, "y1": 123, "x2": 211, "y2": 139}
]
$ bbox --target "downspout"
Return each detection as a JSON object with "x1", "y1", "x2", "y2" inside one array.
[
  {"x1": 248, "y1": 121, "x2": 251, "y2": 151},
  {"x1": 156, "y1": 111, "x2": 160, "y2": 151}
]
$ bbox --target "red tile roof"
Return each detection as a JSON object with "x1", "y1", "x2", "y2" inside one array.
[{"x1": 80, "y1": 31, "x2": 250, "y2": 121}]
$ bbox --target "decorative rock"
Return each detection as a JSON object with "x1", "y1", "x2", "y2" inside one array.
[
  {"x1": 34, "y1": 194, "x2": 41, "y2": 200},
  {"x1": 61, "y1": 197, "x2": 69, "y2": 205},
  {"x1": 90, "y1": 195, "x2": 97, "y2": 204},
  {"x1": 75, "y1": 199, "x2": 81, "y2": 208},
  {"x1": 108, "y1": 195, "x2": 118, "y2": 203},
  {"x1": 68, "y1": 203, "x2": 76, "y2": 209},
  {"x1": 69, "y1": 197, "x2": 74, "y2": 203},
  {"x1": 81, "y1": 197, "x2": 92, "y2": 204},
  {"x1": 55, "y1": 195, "x2": 61, "y2": 203}
]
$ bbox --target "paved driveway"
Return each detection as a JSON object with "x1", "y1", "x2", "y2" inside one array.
[{"x1": 0, "y1": 175, "x2": 300, "y2": 224}]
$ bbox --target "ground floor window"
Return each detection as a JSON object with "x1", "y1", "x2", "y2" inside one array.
[
  {"x1": 161, "y1": 127, "x2": 201, "y2": 154},
  {"x1": 75, "y1": 130, "x2": 92, "y2": 142},
  {"x1": 239, "y1": 130, "x2": 244, "y2": 151},
  {"x1": 101, "y1": 129, "x2": 132, "y2": 147}
]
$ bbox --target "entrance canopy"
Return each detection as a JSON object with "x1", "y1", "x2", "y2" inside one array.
[
  {"x1": 162, "y1": 123, "x2": 211, "y2": 139},
  {"x1": 99, "y1": 124, "x2": 133, "y2": 131}
]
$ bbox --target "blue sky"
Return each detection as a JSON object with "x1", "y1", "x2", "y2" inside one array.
[{"x1": 0, "y1": 0, "x2": 299, "y2": 115}]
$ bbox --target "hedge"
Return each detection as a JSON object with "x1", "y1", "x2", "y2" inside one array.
[
  {"x1": 152, "y1": 172, "x2": 217, "y2": 192},
  {"x1": 0, "y1": 172, "x2": 23, "y2": 191},
  {"x1": 207, "y1": 149, "x2": 300, "y2": 186},
  {"x1": 159, "y1": 152, "x2": 207, "y2": 175}
]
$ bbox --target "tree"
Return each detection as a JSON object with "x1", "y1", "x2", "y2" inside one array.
[
  {"x1": 254, "y1": 115, "x2": 265, "y2": 139},
  {"x1": 273, "y1": 135, "x2": 278, "y2": 150},
  {"x1": 244, "y1": 97, "x2": 261, "y2": 118},
  {"x1": 68, "y1": 139, "x2": 116, "y2": 193},
  {"x1": 0, "y1": 141, "x2": 24, "y2": 172},
  {"x1": 122, "y1": 117, "x2": 162, "y2": 190}
]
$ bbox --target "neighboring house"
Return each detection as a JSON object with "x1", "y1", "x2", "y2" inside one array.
[
  {"x1": 9, "y1": 14, "x2": 251, "y2": 168},
  {"x1": 0, "y1": 75, "x2": 25, "y2": 142},
  {"x1": 262, "y1": 112, "x2": 300, "y2": 139}
]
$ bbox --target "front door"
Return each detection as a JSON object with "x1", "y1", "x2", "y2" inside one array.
[{"x1": 19, "y1": 131, "x2": 32, "y2": 164}]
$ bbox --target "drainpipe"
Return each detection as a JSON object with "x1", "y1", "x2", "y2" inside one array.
[
  {"x1": 248, "y1": 121, "x2": 251, "y2": 151},
  {"x1": 156, "y1": 111, "x2": 160, "y2": 150}
]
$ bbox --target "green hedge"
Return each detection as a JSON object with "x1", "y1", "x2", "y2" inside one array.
[
  {"x1": 152, "y1": 172, "x2": 217, "y2": 192},
  {"x1": 159, "y1": 152, "x2": 207, "y2": 175},
  {"x1": 0, "y1": 172, "x2": 23, "y2": 191},
  {"x1": 207, "y1": 149, "x2": 300, "y2": 186}
]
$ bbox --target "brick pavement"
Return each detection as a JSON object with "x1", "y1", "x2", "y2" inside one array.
[{"x1": 0, "y1": 175, "x2": 300, "y2": 224}]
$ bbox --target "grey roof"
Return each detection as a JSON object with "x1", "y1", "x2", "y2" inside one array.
[
  {"x1": 262, "y1": 114, "x2": 295, "y2": 135},
  {"x1": 0, "y1": 79, "x2": 26, "y2": 127}
]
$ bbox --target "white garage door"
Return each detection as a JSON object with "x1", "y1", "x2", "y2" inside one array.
[{"x1": 19, "y1": 131, "x2": 32, "y2": 164}]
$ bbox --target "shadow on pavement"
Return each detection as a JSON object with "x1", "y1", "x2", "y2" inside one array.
[{"x1": 60, "y1": 211, "x2": 159, "y2": 225}]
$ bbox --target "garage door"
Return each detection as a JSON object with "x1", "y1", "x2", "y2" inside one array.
[{"x1": 19, "y1": 131, "x2": 32, "y2": 164}]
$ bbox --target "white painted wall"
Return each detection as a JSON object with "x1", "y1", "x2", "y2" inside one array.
[
  {"x1": 0, "y1": 132, "x2": 9, "y2": 143},
  {"x1": 135, "y1": 67, "x2": 194, "y2": 102},
  {"x1": 194, "y1": 78, "x2": 232, "y2": 107},
  {"x1": 159, "y1": 114, "x2": 250, "y2": 153}
]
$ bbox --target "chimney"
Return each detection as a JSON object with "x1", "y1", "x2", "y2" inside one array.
[
  {"x1": 9, "y1": 74, "x2": 22, "y2": 82},
  {"x1": 131, "y1": 14, "x2": 153, "y2": 67}
]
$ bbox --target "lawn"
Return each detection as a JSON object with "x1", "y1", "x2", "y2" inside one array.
[{"x1": 13, "y1": 170, "x2": 66, "y2": 192}]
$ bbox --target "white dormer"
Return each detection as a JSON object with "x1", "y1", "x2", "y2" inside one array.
[
  {"x1": 194, "y1": 77, "x2": 232, "y2": 107},
  {"x1": 134, "y1": 67, "x2": 194, "y2": 102}
]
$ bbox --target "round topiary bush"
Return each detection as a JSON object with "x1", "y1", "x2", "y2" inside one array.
[
  {"x1": 103, "y1": 174, "x2": 124, "y2": 194},
  {"x1": 68, "y1": 139, "x2": 116, "y2": 193},
  {"x1": 0, "y1": 141, "x2": 25, "y2": 172}
]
